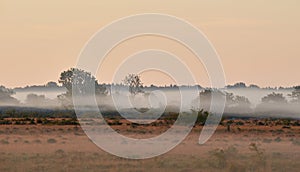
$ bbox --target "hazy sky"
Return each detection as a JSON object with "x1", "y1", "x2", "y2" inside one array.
[{"x1": 1, "y1": 0, "x2": 300, "y2": 88}]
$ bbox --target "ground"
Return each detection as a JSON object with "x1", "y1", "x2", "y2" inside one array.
[{"x1": 0, "y1": 119, "x2": 300, "y2": 172}]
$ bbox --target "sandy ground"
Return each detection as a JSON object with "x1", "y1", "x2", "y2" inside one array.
[{"x1": 0, "y1": 122, "x2": 300, "y2": 172}]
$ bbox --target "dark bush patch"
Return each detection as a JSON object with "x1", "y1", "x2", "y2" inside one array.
[{"x1": 47, "y1": 138, "x2": 57, "y2": 144}]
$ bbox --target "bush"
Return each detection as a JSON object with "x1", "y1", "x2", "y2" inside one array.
[
  {"x1": 58, "y1": 118, "x2": 79, "y2": 125},
  {"x1": 108, "y1": 119, "x2": 122, "y2": 126},
  {"x1": 36, "y1": 118, "x2": 43, "y2": 124},
  {"x1": 29, "y1": 119, "x2": 36, "y2": 125},
  {"x1": 292, "y1": 138, "x2": 300, "y2": 146},
  {"x1": 47, "y1": 138, "x2": 57, "y2": 144},
  {"x1": 274, "y1": 137, "x2": 282, "y2": 142},
  {"x1": 0, "y1": 120, "x2": 12, "y2": 125},
  {"x1": 0, "y1": 139, "x2": 9, "y2": 144}
]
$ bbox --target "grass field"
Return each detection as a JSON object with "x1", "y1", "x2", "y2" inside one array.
[{"x1": 0, "y1": 118, "x2": 300, "y2": 171}]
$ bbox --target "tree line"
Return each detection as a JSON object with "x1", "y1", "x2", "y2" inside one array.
[{"x1": 0, "y1": 68, "x2": 300, "y2": 114}]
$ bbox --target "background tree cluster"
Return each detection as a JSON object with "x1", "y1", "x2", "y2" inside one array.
[
  {"x1": 290, "y1": 86, "x2": 300, "y2": 103},
  {"x1": 0, "y1": 85, "x2": 19, "y2": 106},
  {"x1": 198, "y1": 89, "x2": 252, "y2": 114}
]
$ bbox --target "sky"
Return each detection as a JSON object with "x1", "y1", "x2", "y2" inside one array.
[{"x1": 0, "y1": 0, "x2": 300, "y2": 88}]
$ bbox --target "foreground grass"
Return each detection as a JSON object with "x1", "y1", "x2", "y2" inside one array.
[
  {"x1": 0, "y1": 146, "x2": 299, "y2": 172},
  {"x1": 0, "y1": 121, "x2": 300, "y2": 171}
]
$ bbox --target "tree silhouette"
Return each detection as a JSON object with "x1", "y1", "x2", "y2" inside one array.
[
  {"x1": 261, "y1": 92, "x2": 287, "y2": 104},
  {"x1": 197, "y1": 89, "x2": 252, "y2": 113},
  {"x1": 199, "y1": 89, "x2": 235, "y2": 106},
  {"x1": 58, "y1": 68, "x2": 107, "y2": 107},
  {"x1": 46, "y1": 81, "x2": 59, "y2": 88},
  {"x1": 123, "y1": 74, "x2": 144, "y2": 95},
  {"x1": 290, "y1": 86, "x2": 300, "y2": 103},
  {"x1": 0, "y1": 85, "x2": 19, "y2": 105},
  {"x1": 58, "y1": 68, "x2": 107, "y2": 96},
  {"x1": 234, "y1": 95, "x2": 251, "y2": 105},
  {"x1": 25, "y1": 94, "x2": 46, "y2": 106},
  {"x1": 249, "y1": 84, "x2": 260, "y2": 89},
  {"x1": 232, "y1": 95, "x2": 252, "y2": 112},
  {"x1": 227, "y1": 82, "x2": 247, "y2": 89}
]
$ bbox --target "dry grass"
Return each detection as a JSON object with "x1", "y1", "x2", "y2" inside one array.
[{"x1": 0, "y1": 120, "x2": 299, "y2": 171}]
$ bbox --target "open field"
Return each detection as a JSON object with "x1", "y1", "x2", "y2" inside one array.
[{"x1": 0, "y1": 118, "x2": 300, "y2": 172}]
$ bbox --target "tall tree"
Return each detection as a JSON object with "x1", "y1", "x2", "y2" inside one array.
[
  {"x1": 123, "y1": 74, "x2": 144, "y2": 95},
  {"x1": 58, "y1": 68, "x2": 107, "y2": 96},
  {"x1": 58, "y1": 68, "x2": 107, "y2": 107}
]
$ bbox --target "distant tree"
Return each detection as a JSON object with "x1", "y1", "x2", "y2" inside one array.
[
  {"x1": 58, "y1": 68, "x2": 107, "y2": 96},
  {"x1": 198, "y1": 89, "x2": 232, "y2": 111},
  {"x1": 25, "y1": 93, "x2": 59, "y2": 107},
  {"x1": 232, "y1": 95, "x2": 252, "y2": 112},
  {"x1": 227, "y1": 82, "x2": 247, "y2": 89},
  {"x1": 290, "y1": 86, "x2": 300, "y2": 103},
  {"x1": 249, "y1": 84, "x2": 260, "y2": 89},
  {"x1": 234, "y1": 95, "x2": 251, "y2": 105},
  {"x1": 261, "y1": 92, "x2": 287, "y2": 104},
  {"x1": 234, "y1": 82, "x2": 247, "y2": 88},
  {"x1": 0, "y1": 85, "x2": 19, "y2": 105},
  {"x1": 256, "y1": 92, "x2": 290, "y2": 115},
  {"x1": 57, "y1": 68, "x2": 107, "y2": 107},
  {"x1": 123, "y1": 74, "x2": 144, "y2": 95},
  {"x1": 225, "y1": 92, "x2": 236, "y2": 105},
  {"x1": 0, "y1": 85, "x2": 14, "y2": 96},
  {"x1": 46, "y1": 81, "x2": 59, "y2": 88},
  {"x1": 199, "y1": 89, "x2": 234, "y2": 105},
  {"x1": 25, "y1": 94, "x2": 46, "y2": 106},
  {"x1": 197, "y1": 89, "x2": 252, "y2": 113}
]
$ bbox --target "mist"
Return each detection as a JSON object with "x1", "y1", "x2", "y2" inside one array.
[{"x1": 1, "y1": 83, "x2": 299, "y2": 119}]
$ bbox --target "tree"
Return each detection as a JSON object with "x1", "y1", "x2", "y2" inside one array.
[
  {"x1": 46, "y1": 81, "x2": 59, "y2": 88},
  {"x1": 290, "y1": 86, "x2": 300, "y2": 103},
  {"x1": 249, "y1": 84, "x2": 260, "y2": 89},
  {"x1": 58, "y1": 68, "x2": 107, "y2": 107},
  {"x1": 0, "y1": 85, "x2": 19, "y2": 105},
  {"x1": 261, "y1": 92, "x2": 287, "y2": 104},
  {"x1": 197, "y1": 89, "x2": 228, "y2": 111},
  {"x1": 227, "y1": 82, "x2": 247, "y2": 89},
  {"x1": 197, "y1": 89, "x2": 252, "y2": 114},
  {"x1": 199, "y1": 89, "x2": 234, "y2": 106},
  {"x1": 234, "y1": 95, "x2": 251, "y2": 106},
  {"x1": 123, "y1": 74, "x2": 144, "y2": 95},
  {"x1": 231, "y1": 95, "x2": 252, "y2": 113},
  {"x1": 25, "y1": 94, "x2": 46, "y2": 106},
  {"x1": 58, "y1": 68, "x2": 107, "y2": 96}
]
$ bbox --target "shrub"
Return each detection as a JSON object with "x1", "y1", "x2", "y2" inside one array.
[
  {"x1": 33, "y1": 139, "x2": 42, "y2": 144},
  {"x1": 36, "y1": 118, "x2": 43, "y2": 124},
  {"x1": 47, "y1": 138, "x2": 57, "y2": 144},
  {"x1": 0, "y1": 139, "x2": 9, "y2": 144},
  {"x1": 248, "y1": 143, "x2": 266, "y2": 170},
  {"x1": 0, "y1": 120, "x2": 12, "y2": 125},
  {"x1": 292, "y1": 138, "x2": 300, "y2": 146},
  {"x1": 274, "y1": 137, "x2": 282, "y2": 142},
  {"x1": 29, "y1": 119, "x2": 36, "y2": 125},
  {"x1": 108, "y1": 119, "x2": 122, "y2": 126},
  {"x1": 208, "y1": 148, "x2": 226, "y2": 168},
  {"x1": 262, "y1": 138, "x2": 272, "y2": 143}
]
